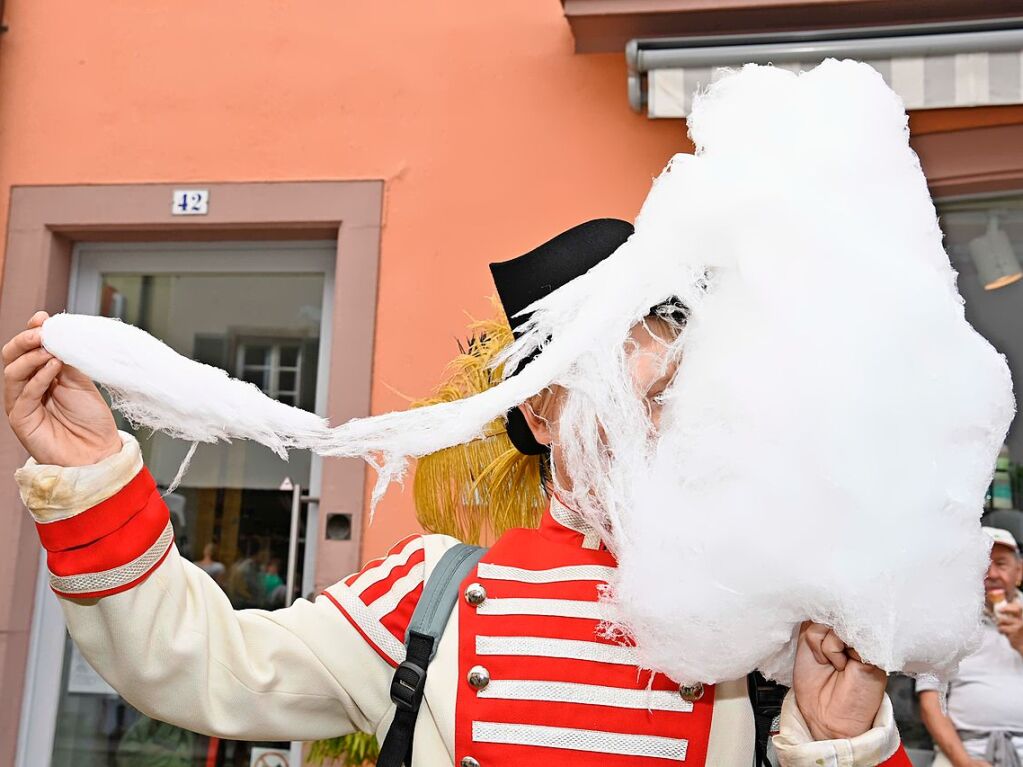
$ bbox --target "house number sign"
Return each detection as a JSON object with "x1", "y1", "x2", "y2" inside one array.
[{"x1": 171, "y1": 189, "x2": 210, "y2": 215}]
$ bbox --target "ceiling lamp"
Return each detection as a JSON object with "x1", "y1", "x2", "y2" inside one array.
[{"x1": 969, "y1": 216, "x2": 1023, "y2": 291}]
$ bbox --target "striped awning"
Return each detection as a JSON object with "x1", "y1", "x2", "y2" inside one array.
[
  {"x1": 630, "y1": 25, "x2": 1023, "y2": 119},
  {"x1": 648, "y1": 52, "x2": 1023, "y2": 118}
]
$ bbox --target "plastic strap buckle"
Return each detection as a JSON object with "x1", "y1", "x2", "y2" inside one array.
[{"x1": 390, "y1": 661, "x2": 427, "y2": 712}]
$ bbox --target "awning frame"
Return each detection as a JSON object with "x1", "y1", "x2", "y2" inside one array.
[{"x1": 628, "y1": 18, "x2": 1023, "y2": 113}]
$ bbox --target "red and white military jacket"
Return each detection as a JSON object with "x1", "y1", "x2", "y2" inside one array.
[{"x1": 17, "y1": 433, "x2": 911, "y2": 767}]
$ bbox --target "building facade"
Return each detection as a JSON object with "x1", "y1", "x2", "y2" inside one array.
[{"x1": 1, "y1": 1, "x2": 1022, "y2": 765}]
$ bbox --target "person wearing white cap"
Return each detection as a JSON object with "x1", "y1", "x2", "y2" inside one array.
[{"x1": 917, "y1": 526, "x2": 1023, "y2": 767}]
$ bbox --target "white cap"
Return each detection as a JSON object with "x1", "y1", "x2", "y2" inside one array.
[{"x1": 983, "y1": 526, "x2": 1020, "y2": 553}]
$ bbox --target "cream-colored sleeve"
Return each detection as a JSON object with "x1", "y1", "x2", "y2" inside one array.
[
  {"x1": 17, "y1": 433, "x2": 399, "y2": 741},
  {"x1": 773, "y1": 691, "x2": 901, "y2": 767},
  {"x1": 59, "y1": 550, "x2": 396, "y2": 741}
]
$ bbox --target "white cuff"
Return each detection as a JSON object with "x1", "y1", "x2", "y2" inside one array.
[
  {"x1": 773, "y1": 691, "x2": 900, "y2": 767},
  {"x1": 15, "y1": 431, "x2": 143, "y2": 523}
]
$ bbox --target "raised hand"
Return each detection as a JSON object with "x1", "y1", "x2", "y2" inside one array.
[
  {"x1": 792, "y1": 621, "x2": 888, "y2": 741},
  {"x1": 995, "y1": 601, "x2": 1023, "y2": 654},
  {"x1": 3, "y1": 311, "x2": 121, "y2": 467}
]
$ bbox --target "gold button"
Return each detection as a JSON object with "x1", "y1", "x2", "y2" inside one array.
[
  {"x1": 679, "y1": 682, "x2": 704, "y2": 702},
  {"x1": 467, "y1": 665, "x2": 491, "y2": 691},
  {"x1": 460, "y1": 757, "x2": 481, "y2": 767},
  {"x1": 464, "y1": 582, "x2": 487, "y2": 606}
]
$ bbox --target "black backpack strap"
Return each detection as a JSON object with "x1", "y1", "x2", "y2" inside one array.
[
  {"x1": 748, "y1": 671, "x2": 787, "y2": 767},
  {"x1": 377, "y1": 543, "x2": 487, "y2": 767}
]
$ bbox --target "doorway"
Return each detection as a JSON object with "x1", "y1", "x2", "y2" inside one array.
[{"x1": 23, "y1": 240, "x2": 335, "y2": 767}]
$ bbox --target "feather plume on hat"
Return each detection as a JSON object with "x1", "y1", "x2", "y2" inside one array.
[{"x1": 411, "y1": 303, "x2": 546, "y2": 544}]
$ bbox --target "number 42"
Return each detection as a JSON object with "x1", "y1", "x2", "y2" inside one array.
[{"x1": 171, "y1": 189, "x2": 209, "y2": 216}]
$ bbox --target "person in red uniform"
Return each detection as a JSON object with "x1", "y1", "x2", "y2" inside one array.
[{"x1": 4, "y1": 219, "x2": 910, "y2": 766}]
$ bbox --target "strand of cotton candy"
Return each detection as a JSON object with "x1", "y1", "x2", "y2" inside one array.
[
  {"x1": 39, "y1": 310, "x2": 610, "y2": 509},
  {"x1": 41, "y1": 313, "x2": 330, "y2": 457},
  {"x1": 587, "y1": 60, "x2": 1015, "y2": 686}
]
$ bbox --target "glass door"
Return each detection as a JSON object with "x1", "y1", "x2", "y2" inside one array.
[{"x1": 21, "y1": 241, "x2": 334, "y2": 767}]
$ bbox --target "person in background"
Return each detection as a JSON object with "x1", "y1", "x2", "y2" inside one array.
[
  {"x1": 917, "y1": 526, "x2": 1023, "y2": 767},
  {"x1": 193, "y1": 542, "x2": 225, "y2": 586},
  {"x1": 263, "y1": 557, "x2": 286, "y2": 608},
  {"x1": 225, "y1": 538, "x2": 266, "y2": 609},
  {"x1": 263, "y1": 557, "x2": 283, "y2": 594}
]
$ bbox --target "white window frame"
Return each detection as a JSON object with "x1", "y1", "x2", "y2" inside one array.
[{"x1": 236, "y1": 338, "x2": 305, "y2": 405}]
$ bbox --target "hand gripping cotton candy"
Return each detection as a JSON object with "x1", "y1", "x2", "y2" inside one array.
[
  {"x1": 41, "y1": 313, "x2": 329, "y2": 456},
  {"x1": 40, "y1": 59, "x2": 1015, "y2": 687}
]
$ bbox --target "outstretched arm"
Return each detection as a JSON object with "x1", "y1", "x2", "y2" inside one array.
[
  {"x1": 17, "y1": 436, "x2": 393, "y2": 741},
  {"x1": 4, "y1": 311, "x2": 395, "y2": 740}
]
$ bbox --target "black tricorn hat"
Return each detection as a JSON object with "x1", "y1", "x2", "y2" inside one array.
[{"x1": 489, "y1": 218, "x2": 634, "y2": 455}]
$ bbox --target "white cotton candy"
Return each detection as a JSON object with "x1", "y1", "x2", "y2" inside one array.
[
  {"x1": 41, "y1": 59, "x2": 1015, "y2": 686},
  {"x1": 41, "y1": 313, "x2": 329, "y2": 457},
  {"x1": 540, "y1": 60, "x2": 1014, "y2": 685}
]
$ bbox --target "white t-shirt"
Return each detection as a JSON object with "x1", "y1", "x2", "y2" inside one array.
[{"x1": 917, "y1": 602, "x2": 1023, "y2": 735}]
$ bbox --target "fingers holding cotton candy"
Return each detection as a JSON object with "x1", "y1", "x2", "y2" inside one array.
[{"x1": 40, "y1": 313, "x2": 330, "y2": 457}]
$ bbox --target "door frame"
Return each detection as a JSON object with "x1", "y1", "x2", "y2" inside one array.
[
  {"x1": 4, "y1": 181, "x2": 382, "y2": 767},
  {"x1": 16, "y1": 240, "x2": 338, "y2": 767}
]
